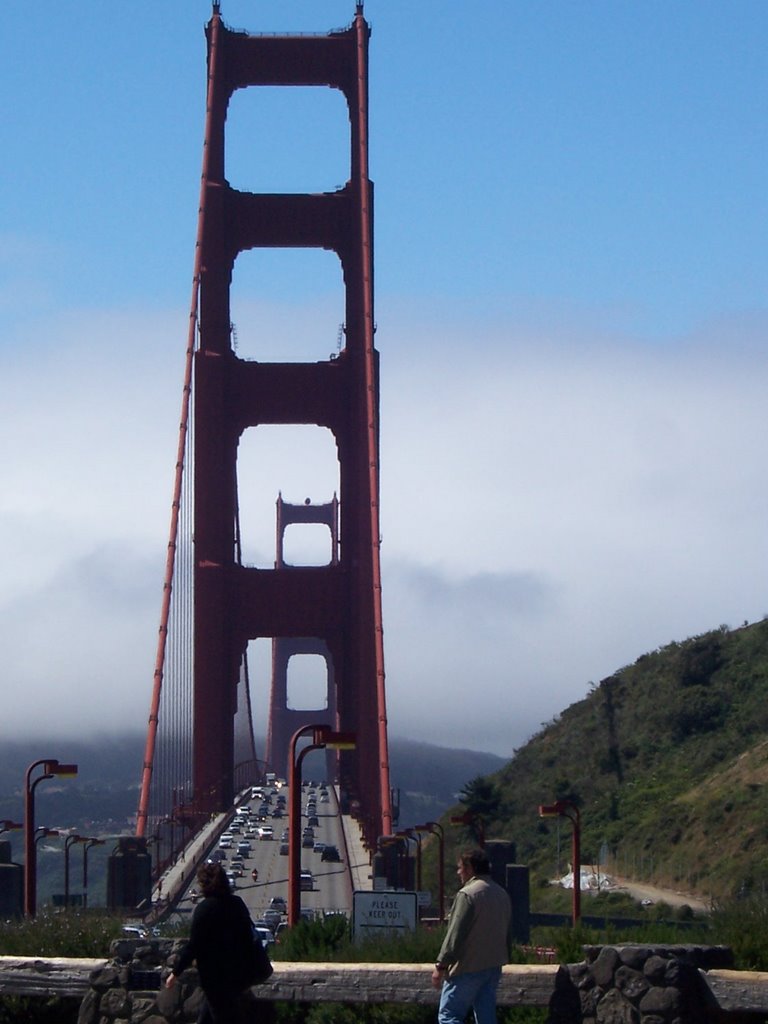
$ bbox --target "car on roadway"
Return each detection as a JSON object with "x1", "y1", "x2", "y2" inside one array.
[
  {"x1": 237, "y1": 841, "x2": 251, "y2": 857},
  {"x1": 313, "y1": 841, "x2": 326, "y2": 855},
  {"x1": 258, "y1": 826, "x2": 274, "y2": 840},
  {"x1": 301, "y1": 834, "x2": 314, "y2": 848},
  {"x1": 300, "y1": 870, "x2": 314, "y2": 891},
  {"x1": 253, "y1": 925, "x2": 275, "y2": 947},
  {"x1": 279, "y1": 842, "x2": 289, "y2": 855},
  {"x1": 269, "y1": 896, "x2": 287, "y2": 911},
  {"x1": 307, "y1": 815, "x2": 319, "y2": 827},
  {"x1": 321, "y1": 845, "x2": 341, "y2": 862},
  {"x1": 263, "y1": 909, "x2": 283, "y2": 931},
  {"x1": 218, "y1": 836, "x2": 232, "y2": 849}
]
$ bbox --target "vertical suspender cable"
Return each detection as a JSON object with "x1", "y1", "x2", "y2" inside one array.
[{"x1": 136, "y1": 6, "x2": 223, "y2": 837}]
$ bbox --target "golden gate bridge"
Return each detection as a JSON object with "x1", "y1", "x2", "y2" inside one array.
[{"x1": 133, "y1": 2, "x2": 392, "y2": 879}]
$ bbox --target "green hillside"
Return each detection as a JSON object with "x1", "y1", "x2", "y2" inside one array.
[{"x1": 446, "y1": 619, "x2": 768, "y2": 901}]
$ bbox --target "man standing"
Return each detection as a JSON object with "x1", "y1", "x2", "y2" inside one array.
[{"x1": 431, "y1": 848, "x2": 512, "y2": 1024}]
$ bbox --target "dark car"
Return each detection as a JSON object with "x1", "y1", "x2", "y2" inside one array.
[{"x1": 321, "y1": 845, "x2": 341, "y2": 862}]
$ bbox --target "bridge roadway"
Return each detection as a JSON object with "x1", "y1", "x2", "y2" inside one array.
[{"x1": 154, "y1": 782, "x2": 372, "y2": 928}]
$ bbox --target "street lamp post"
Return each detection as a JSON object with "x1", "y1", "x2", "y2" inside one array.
[
  {"x1": 538, "y1": 800, "x2": 581, "y2": 925},
  {"x1": 414, "y1": 821, "x2": 445, "y2": 920},
  {"x1": 450, "y1": 809, "x2": 485, "y2": 847},
  {"x1": 83, "y1": 839, "x2": 105, "y2": 910},
  {"x1": 404, "y1": 829, "x2": 423, "y2": 891},
  {"x1": 288, "y1": 725, "x2": 356, "y2": 926},
  {"x1": 24, "y1": 759, "x2": 78, "y2": 916},
  {"x1": 395, "y1": 831, "x2": 418, "y2": 891},
  {"x1": 64, "y1": 834, "x2": 88, "y2": 910},
  {"x1": 35, "y1": 828, "x2": 60, "y2": 846}
]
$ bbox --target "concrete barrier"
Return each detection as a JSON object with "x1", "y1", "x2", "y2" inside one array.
[{"x1": 2, "y1": 943, "x2": 767, "y2": 1021}]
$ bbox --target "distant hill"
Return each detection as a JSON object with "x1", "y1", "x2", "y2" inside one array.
[
  {"x1": 448, "y1": 620, "x2": 768, "y2": 900},
  {"x1": 388, "y1": 737, "x2": 506, "y2": 830},
  {"x1": 0, "y1": 735, "x2": 144, "y2": 831},
  {"x1": 0, "y1": 733, "x2": 503, "y2": 838}
]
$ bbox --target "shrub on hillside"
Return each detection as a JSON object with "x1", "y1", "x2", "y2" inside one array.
[{"x1": 711, "y1": 895, "x2": 768, "y2": 970}]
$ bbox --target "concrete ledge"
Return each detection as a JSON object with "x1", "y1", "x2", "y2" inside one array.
[
  {"x1": 0, "y1": 956, "x2": 107, "y2": 997},
  {"x1": 6, "y1": 956, "x2": 768, "y2": 1015},
  {"x1": 0, "y1": 958, "x2": 557, "y2": 1005},
  {"x1": 257, "y1": 963, "x2": 560, "y2": 1006},
  {"x1": 700, "y1": 968, "x2": 768, "y2": 1014}
]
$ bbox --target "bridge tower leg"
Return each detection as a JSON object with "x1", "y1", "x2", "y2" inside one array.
[
  {"x1": 193, "y1": 6, "x2": 391, "y2": 842},
  {"x1": 265, "y1": 496, "x2": 340, "y2": 784}
]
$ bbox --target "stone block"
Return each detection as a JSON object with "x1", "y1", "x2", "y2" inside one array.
[
  {"x1": 592, "y1": 947, "x2": 621, "y2": 987},
  {"x1": 639, "y1": 984, "x2": 680, "y2": 1016},
  {"x1": 594, "y1": 987, "x2": 639, "y2": 1023},
  {"x1": 642, "y1": 955, "x2": 668, "y2": 983},
  {"x1": 614, "y1": 965, "x2": 648, "y2": 1001}
]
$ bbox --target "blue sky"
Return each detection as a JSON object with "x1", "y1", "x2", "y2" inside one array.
[{"x1": 1, "y1": 2, "x2": 767, "y2": 756}]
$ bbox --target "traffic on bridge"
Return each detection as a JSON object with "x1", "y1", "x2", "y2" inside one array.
[{"x1": 162, "y1": 778, "x2": 367, "y2": 943}]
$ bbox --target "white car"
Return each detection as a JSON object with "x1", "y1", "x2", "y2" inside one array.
[{"x1": 258, "y1": 826, "x2": 274, "y2": 840}]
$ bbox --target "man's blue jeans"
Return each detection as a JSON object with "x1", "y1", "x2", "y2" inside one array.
[{"x1": 438, "y1": 966, "x2": 502, "y2": 1024}]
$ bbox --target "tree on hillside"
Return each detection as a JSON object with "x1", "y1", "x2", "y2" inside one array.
[{"x1": 458, "y1": 776, "x2": 501, "y2": 843}]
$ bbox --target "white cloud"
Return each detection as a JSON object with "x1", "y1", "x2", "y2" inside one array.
[{"x1": 1, "y1": 299, "x2": 767, "y2": 757}]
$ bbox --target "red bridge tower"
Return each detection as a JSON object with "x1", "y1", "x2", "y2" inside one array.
[{"x1": 193, "y1": 4, "x2": 391, "y2": 841}]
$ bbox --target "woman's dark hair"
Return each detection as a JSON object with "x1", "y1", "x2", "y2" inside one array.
[
  {"x1": 196, "y1": 861, "x2": 231, "y2": 897},
  {"x1": 458, "y1": 848, "x2": 491, "y2": 875}
]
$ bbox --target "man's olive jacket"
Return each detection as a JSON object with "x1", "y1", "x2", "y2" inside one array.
[{"x1": 436, "y1": 874, "x2": 512, "y2": 977}]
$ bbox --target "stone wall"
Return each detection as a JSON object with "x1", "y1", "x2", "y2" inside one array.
[
  {"x1": 76, "y1": 940, "x2": 739, "y2": 1024},
  {"x1": 548, "y1": 944, "x2": 735, "y2": 1024}
]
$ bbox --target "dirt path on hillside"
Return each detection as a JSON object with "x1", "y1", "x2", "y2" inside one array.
[{"x1": 609, "y1": 875, "x2": 711, "y2": 913}]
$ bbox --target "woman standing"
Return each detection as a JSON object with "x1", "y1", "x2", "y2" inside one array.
[{"x1": 165, "y1": 862, "x2": 259, "y2": 1023}]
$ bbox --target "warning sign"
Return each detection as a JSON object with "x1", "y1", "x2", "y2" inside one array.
[{"x1": 352, "y1": 890, "x2": 418, "y2": 943}]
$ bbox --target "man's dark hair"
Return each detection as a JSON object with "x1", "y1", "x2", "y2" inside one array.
[
  {"x1": 459, "y1": 848, "x2": 491, "y2": 875},
  {"x1": 196, "y1": 861, "x2": 231, "y2": 897}
]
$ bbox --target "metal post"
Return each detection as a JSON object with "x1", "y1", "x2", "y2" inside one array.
[
  {"x1": 64, "y1": 835, "x2": 83, "y2": 910},
  {"x1": 24, "y1": 760, "x2": 78, "y2": 916},
  {"x1": 83, "y1": 839, "x2": 105, "y2": 911}
]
